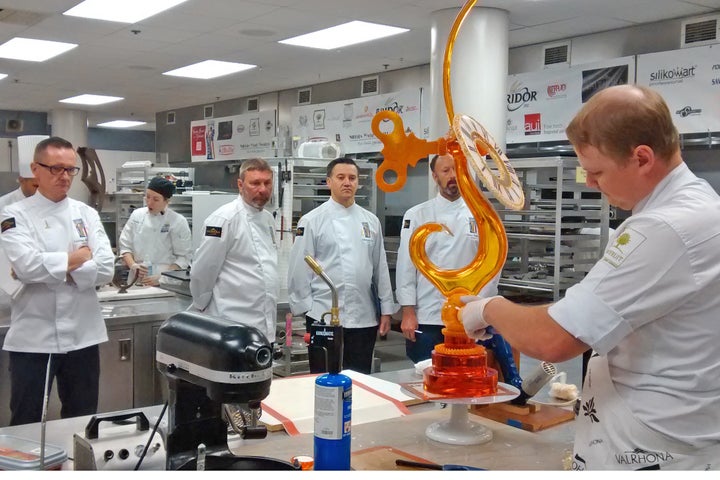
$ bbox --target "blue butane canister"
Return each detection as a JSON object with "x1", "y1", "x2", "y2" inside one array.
[
  {"x1": 313, "y1": 370, "x2": 352, "y2": 470},
  {"x1": 304, "y1": 254, "x2": 353, "y2": 470}
]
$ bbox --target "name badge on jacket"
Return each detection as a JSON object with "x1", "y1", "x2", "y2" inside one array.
[{"x1": 74, "y1": 218, "x2": 88, "y2": 239}]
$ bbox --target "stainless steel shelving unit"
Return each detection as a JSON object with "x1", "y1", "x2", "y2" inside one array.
[{"x1": 492, "y1": 157, "x2": 610, "y2": 301}]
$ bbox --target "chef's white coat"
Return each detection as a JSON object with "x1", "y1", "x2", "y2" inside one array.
[
  {"x1": 395, "y1": 195, "x2": 499, "y2": 325},
  {"x1": 287, "y1": 198, "x2": 396, "y2": 328},
  {"x1": 189, "y1": 197, "x2": 278, "y2": 342},
  {"x1": 0, "y1": 188, "x2": 25, "y2": 213},
  {"x1": 118, "y1": 206, "x2": 192, "y2": 271},
  {"x1": 549, "y1": 163, "x2": 720, "y2": 455},
  {"x1": 0, "y1": 192, "x2": 115, "y2": 353}
]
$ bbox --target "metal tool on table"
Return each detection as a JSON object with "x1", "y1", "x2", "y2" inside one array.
[
  {"x1": 155, "y1": 311, "x2": 298, "y2": 471},
  {"x1": 395, "y1": 459, "x2": 485, "y2": 471}
]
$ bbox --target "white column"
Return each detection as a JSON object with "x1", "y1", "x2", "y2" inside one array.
[
  {"x1": 429, "y1": 7, "x2": 509, "y2": 197},
  {"x1": 49, "y1": 108, "x2": 89, "y2": 203}
]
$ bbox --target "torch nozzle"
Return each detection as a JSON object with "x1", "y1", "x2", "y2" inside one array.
[{"x1": 304, "y1": 255, "x2": 340, "y2": 326}]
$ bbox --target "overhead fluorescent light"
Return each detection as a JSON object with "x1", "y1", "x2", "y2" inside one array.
[
  {"x1": 163, "y1": 60, "x2": 256, "y2": 79},
  {"x1": 98, "y1": 120, "x2": 147, "y2": 128},
  {"x1": 0, "y1": 38, "x2": 77, "y2": 62},
  {"x1": 0, "y1": 74, "x2": 7, "y2": 80},
  {"x1": 60, "y1": 94, "x2": 124, "y2": 105},
  {"x1": 279, "y1": 21, "x2": 409, "y2": 50},
  {"x1": 64, "y1": 0, "x2": 189, "y2": 23}
]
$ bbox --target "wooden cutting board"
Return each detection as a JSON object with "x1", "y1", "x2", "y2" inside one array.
[{"x1": 351, "y1": 446, "x2": 434, "y2": 470}]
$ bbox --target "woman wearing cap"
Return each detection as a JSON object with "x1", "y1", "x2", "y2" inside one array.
[{"x1": 118, "y1": 176, "x2": 191, "y2": 286}]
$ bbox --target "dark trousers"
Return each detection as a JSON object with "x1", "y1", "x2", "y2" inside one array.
[
  {"x1": 342, "y1": 325, "x2": 379, "y2": 374},
  {"x1": 405, "y1": 324, "x2": 445, "y2": 364},
  {"x1": 9, "y1": 345, "x2": 100, "y2": 426},
  {"x1": 306, "y1": 316, "x2": 378, "y2": 374}
]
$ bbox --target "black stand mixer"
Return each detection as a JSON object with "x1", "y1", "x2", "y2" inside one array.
[{"x1": 155, "y1": 311, "x2": 298, "y2": 471}]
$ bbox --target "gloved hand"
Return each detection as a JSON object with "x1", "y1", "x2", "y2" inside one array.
[
  {"x1": 459, "y1": 295, "x2": 502, "y2": 340},
  {"x1": 142, "y1": 274, "x2": 161, "y2": 287}
]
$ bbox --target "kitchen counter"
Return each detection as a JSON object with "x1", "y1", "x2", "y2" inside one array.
[
  {"x1": 0, "y1": 286, "x2": 193, "y2": 335},
  {"x1": 0, "y1": 371, "x2": 575, "y2": 471}
]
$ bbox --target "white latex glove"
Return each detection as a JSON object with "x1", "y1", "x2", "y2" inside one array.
[{"x1": 459, "y1": 295, "x2": 502, "y2": 340}]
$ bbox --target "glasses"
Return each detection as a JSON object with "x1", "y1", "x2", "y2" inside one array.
[{"x1": 35, "y1": 162, "x2": 81, "y2": 176}]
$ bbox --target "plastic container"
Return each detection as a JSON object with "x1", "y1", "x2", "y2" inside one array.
[{"x1": 0, "y1": 435, "x2": 67, "y2": 470}]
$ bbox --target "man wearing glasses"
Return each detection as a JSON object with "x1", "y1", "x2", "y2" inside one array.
[{"x1": 0, "y1": 136, "x2": 114, "y2": 425}]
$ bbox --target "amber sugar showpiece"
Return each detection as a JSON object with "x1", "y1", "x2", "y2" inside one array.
[{"x1": 422, "y1": 292, "x2": 498, "y2": 397}]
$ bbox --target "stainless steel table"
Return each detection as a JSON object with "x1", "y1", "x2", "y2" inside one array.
[{"x1": 0, "y1": 370, "x2": 575, "y2": 471}]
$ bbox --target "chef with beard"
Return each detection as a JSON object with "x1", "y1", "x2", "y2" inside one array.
[
  {"x1": 189, "y1": 158, "x2": 278, "y2": 342},
  {"x1": 118, "y1": 176, "x2": 191, "y2": 286},
  {"x1": 395, "y1": 153, "x2": 500, "y2": 363}
]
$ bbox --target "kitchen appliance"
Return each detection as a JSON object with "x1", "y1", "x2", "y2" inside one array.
[
  {"x1": 155, "y1": 311, "x2": 298, "y2": 471},
  {"x1": 297, "y1": 137, "x2": 342, "y2": 159},
  {"x1": 73, "y1": 411, "x2": 165, "y2": 470}
]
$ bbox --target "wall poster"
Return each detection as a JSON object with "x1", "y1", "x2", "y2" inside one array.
[{"x1": 190, "y1": 110, "x2": 276, "y2": 162}]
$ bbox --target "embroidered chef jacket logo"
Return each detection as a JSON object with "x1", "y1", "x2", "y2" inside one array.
[
  {"x1": 161, "y1": 223, "x2": 170, "y2": 233},
  {"x1": 1, "y1": 217, "x2": 16, "y2": 232},
  {"x1": 403, "y1": 219, "x2": 411, "y2": 229},
  {"x1": 602, "y1": 227, "x2": 646, "y2": 268},
  {"x1": 582, "y1": 397, "x2": 599, "y2": 423},
  {"x1": 205, "y1": 226, "x2": 222, "y2": 237},
  {"x1": 74, "y1": 219, "x2": 88, "y2": 238},
  {"x1": 468, "y1": 217, "x2": 478, "y2": 234},
  {"x1": 361, "y1": 222, "x2": 371, "y2": 239}
]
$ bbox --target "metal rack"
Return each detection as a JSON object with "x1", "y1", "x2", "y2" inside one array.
[{"x1": 492, "y1": 157, "x2": 610, "y2": 301}]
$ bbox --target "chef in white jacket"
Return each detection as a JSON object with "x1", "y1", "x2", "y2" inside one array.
[
  {"x1": 0, "y1": 136, "x2": 114, "y2": 426},
  {"x1": 0, "y1": 135, "x2": 46, "y2": 212},
  {"x1": 395, "y1": 153, "x2": 499, "y2": 363},
  {"x1": 118, "y1": 176, "x2": 191, "y2": 286},
  {"x1": 288, "y1": 157, "x2": 396, "y2": 374},
  {"x1": 189, "y1": 158, "x2": 277, "y2": 342},
  {"x1": 459, "y1": 85, "x2": 720, "y2": 469}
]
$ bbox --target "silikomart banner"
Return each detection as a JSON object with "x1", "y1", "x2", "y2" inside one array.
[
  {"x1": 636, "y1": 44, "x2": 720, "y2": 134},
  {"x1": 506, "y1": 57, "x2": 634, "y2": 144},
  {"x1": 190, "y1": 110, "x2": 277, "y2": 162},
  {"x1": 290, "y1": 88, "x2": 422, "y2": 155}
]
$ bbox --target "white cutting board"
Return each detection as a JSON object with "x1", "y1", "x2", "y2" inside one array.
[
  {"x1": 259, "y1": 370, "x2": 423, "y2": 435},
  {"x1": 97, "y1": 285, "x2": 174, "y2": 301}
]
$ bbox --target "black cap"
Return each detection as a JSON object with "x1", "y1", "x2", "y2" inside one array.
[{"x1": 147, "y1": 176, "x2": 175, "y2": 199}]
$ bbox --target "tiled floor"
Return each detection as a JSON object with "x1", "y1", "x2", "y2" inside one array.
[{"x1": 374, "y1": 329, "x2": 584, "y2": 403}]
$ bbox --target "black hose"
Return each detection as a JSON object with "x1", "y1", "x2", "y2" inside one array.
[{"x1": 133, "y1": 402, "x2": 168, "y2": 471}]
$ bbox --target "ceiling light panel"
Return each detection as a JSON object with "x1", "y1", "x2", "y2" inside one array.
[
  {"x1": 60, "y1": 94, "x2": 124, "y2": 105},
  {"x1": 163, "y1": 60, "x2": 256, "y2": 79},
  {"x1": 98, "y1": 120, "x2": 147, "y2": 128},
  {"x1": 279, "y1": 21, "x2": 409, "y2": 50},
  {"x1": 64, "y1": 0, "x2": 189, "y2": 23},
  {"x1": 0, "y1": 38, "x2": 78, "y2": 62}
]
